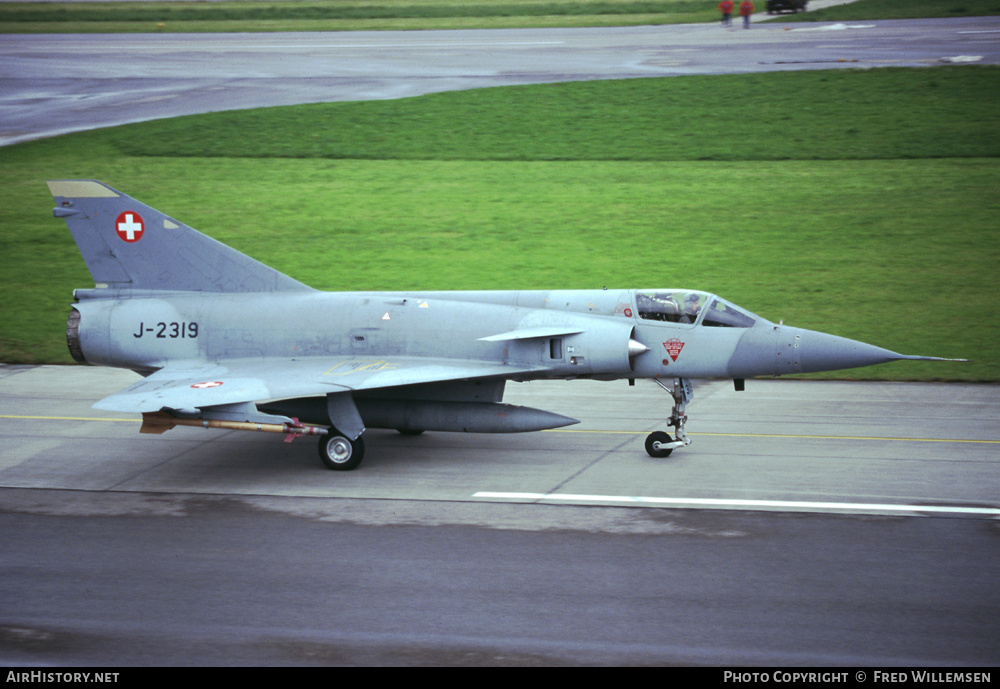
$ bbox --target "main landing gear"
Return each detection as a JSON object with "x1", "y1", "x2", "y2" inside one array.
[
  {"x1": 317, "y1": 392, "x2": 367, "y2": 470},
  {"x1": 645, "y1": 377, "x2": 693, "y2": 458},
  {"x1": 318, "y1": 431, "x2": 365, "y2": 471}
]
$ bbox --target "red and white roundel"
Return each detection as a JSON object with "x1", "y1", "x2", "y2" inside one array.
[
  {"x1": 190, "y1": 381, "x2": 224, "y2": 389},
  {"x1": 115, "y1": 211, "x2": 144, "y2": 243}
]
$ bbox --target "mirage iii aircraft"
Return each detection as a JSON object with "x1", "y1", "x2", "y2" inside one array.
[{"x1": 49, "y1": 180, "x2": 961, "y2": 470}]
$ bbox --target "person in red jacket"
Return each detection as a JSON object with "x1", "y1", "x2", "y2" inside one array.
[
  {"x1": 718, "y1": 0, "x2": 734, "y2": 26},
  {"x1": 739, "y1": 0, "x2": 755, "y2": 28}
]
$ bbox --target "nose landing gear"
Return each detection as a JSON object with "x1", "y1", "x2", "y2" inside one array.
[{"x1": 645, "y1": 377, "x2": 693, "y2": 458}]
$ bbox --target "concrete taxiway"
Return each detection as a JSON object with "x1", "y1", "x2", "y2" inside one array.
[
  {"x1": 0, "y1": 364, "x2": 1000, "y2": 528},
  {"x1": 2, "y1": 365, "x2": 998, "y2": 518}
]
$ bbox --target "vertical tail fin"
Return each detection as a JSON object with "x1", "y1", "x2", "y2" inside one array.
[{"x1": 48, "y1": 180, "x2": 312, "y2": 293}]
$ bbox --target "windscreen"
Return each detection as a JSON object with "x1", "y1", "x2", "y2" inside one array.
[{"x1": 701, "y1": 298, "x2": 757, "y2": 328}]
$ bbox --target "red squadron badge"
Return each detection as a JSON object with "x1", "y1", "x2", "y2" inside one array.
[
  {"x1": 663, "y1": 338, "x2": 685, "y2": 362},
  {"x1": 115, "y1": 211, "x2": 144, "y2": 243}
]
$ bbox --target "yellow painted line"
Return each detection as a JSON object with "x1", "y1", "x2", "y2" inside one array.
[
  {"x1": 543, "y1": 428, "x2": 999, "y2": 444},
  {"x1": 698, "y1": 431, "x2": 999, "y2": 444}
]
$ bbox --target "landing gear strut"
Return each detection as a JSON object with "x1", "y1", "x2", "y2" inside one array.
[{"x1": 645, "y1": 377, "x2": 693, "y2": 458}]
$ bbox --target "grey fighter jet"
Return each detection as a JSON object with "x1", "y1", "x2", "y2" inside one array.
[{"x1": 49, "y1": 180, "x2": 962, "y2": 470}]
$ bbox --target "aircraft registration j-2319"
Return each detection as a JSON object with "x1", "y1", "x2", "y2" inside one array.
[{"x1": 49, "y1": 180, "x2": 964, "y2": 470}]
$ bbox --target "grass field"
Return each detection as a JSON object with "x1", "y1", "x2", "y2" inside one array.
[
  {"x1": 108, "y1": 69, "x2": 999, "y2": 161},
  {"x1": 1, "y1": 65, "x2": 997, "y2": 380},
  {"x1": 0, "y1": 0, "x2": 718, "y2": 33},
  {"x1": 771, "y1": 0, "x2": 1000, "y2": 21}
]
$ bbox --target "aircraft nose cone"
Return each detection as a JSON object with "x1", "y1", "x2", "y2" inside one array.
[{"x1": 797, "y1": 328, "x2": 906, "y2": 374}]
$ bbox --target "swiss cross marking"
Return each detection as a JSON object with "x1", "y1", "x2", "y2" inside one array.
[
  {"x1": 190, "y1": 381, "x2": 223, "y2": 389},
  {"x1": 116, "y1": 211, "x2": 144, "y2": 243}
]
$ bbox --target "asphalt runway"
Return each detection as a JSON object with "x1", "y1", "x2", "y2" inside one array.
[
  {"x1": 2, "y1": 366, "x2": 999, "y2": 664},
  {"x1": 2, "y1": 17, "x2": 1000, "y2": 665},
  {"x1": 2, "y1": 16, "x2": 1000, "y2": 144}
]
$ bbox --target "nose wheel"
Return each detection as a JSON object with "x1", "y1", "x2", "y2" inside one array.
[
  {"x1": 644, "y1": 430, "x2": 676, "y2": 458},
  {"x1": 645, "y1": 377, "x2": 693, "y2": 458}
]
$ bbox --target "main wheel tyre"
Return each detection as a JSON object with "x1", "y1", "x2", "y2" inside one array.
[
  {"x1": 645, "y1": 431, "x2": 674, "y2": 458},
  {"x1": 318, "y1": 433, "x2": 365, "y2": 471}
]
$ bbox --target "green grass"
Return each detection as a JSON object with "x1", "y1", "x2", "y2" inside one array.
[
  {"x1": 770, "y1": 0, "x2": 1000, "y2": 21},
  {"x1": 1, "y1": 68, "x2": 997, "y2": 380},
  {"x1": 110, "y1": 69, "x2": 1000, "y2": 161},
  {"x1": 0, "y1": 0, "x2": 717, "y2": 33},
  {"x1": 0, "y1": 0, "x2": 705, "y2": 21}
]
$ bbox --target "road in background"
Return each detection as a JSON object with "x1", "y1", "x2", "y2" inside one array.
[{"x1": 2, "y1": 17, "x2": 999, "y2": 144}]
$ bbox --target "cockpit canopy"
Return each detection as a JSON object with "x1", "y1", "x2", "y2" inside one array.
[{"x1": 635, "y1": 290, "x2": 759, "y2": 328}]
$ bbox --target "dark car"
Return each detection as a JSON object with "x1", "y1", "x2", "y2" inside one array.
[{"x1": 766, "y1": 0, "x2": 808, "y2": 12}]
